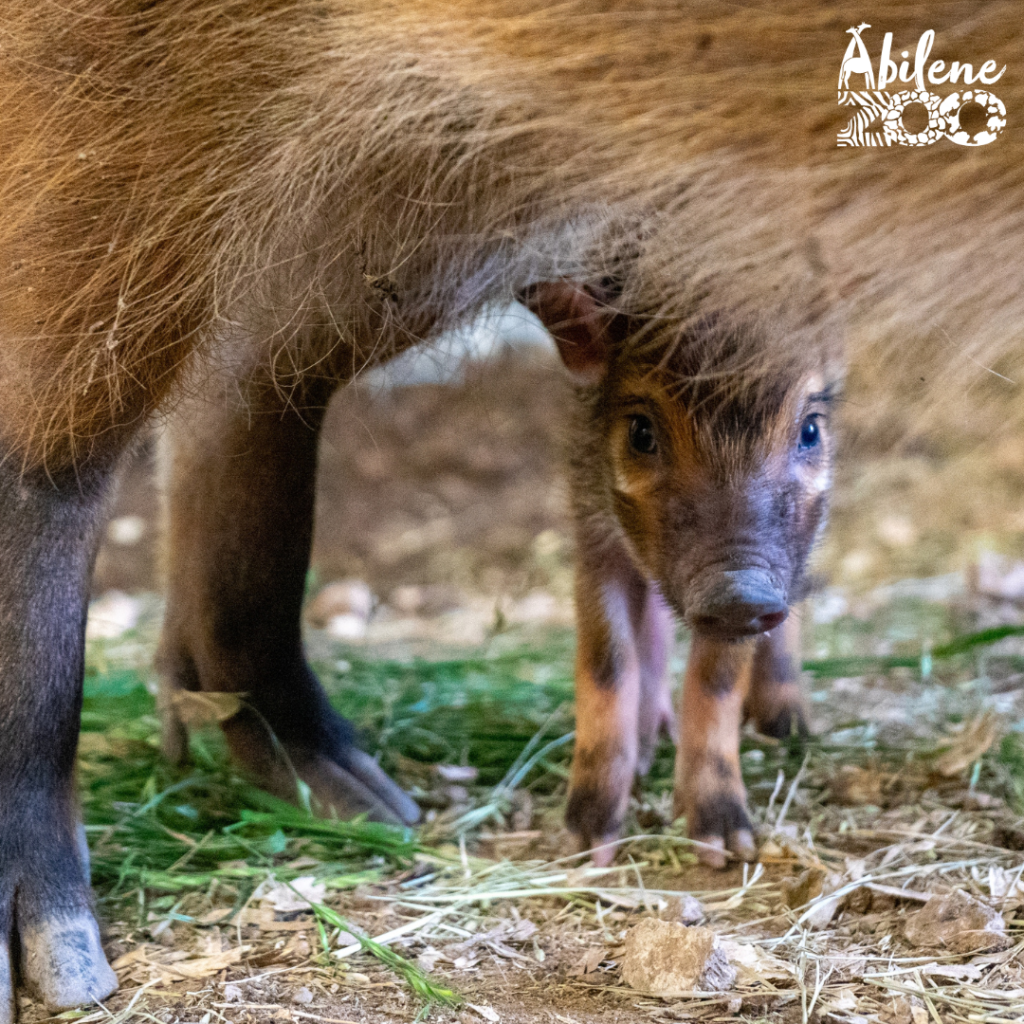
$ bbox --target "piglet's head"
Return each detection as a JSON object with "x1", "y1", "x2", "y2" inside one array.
[{"x1": 524, "y1": 280, "x2": 839, "y2": 640}]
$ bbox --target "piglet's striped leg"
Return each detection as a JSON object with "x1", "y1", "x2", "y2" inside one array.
[
  {"x1": 566, "y1": 543, "x2": 674, "y2": 866},
  {"x1": 674, "y1": 636, "x2": 758, "y2": 868}
]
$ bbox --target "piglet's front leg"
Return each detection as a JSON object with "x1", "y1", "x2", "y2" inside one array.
[
  {"x1": 566, "y1": 545, "x2": 674, "y2": 866},
  {"x1": 746, "y1": 612, "x2": 808, "y2": 742},
  {"x1": 674, "y1": 636, "x2": 759, "y2": 868}
]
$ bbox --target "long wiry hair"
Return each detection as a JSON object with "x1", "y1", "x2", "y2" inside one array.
[{"x1": 0, "y1": 0, "x2": 1020, "y2": 467}]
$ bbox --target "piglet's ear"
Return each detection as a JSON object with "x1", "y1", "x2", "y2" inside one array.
[{"x1": 520, "y1": 281, "x2": 619, "y2": 384}]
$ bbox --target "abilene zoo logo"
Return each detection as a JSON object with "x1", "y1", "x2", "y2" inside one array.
[{"x1": 837, "y1": 24, "x2": 1007, "y2": 146}]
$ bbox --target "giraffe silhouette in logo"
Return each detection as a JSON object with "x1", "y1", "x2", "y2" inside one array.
[{"x1": 839, "y1": 23, "x2": 875, "y2": 90}]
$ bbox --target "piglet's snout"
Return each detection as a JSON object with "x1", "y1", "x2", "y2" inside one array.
[{"x1": 685, "y1": 568, "x2": 788, "y2": 638}]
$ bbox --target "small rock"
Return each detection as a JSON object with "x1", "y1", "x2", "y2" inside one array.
[
  {"x1": 325, "y1": 614, "x2": 367, "y2": 641},
  {"x1": 662, "y1": 894, "x2": 704, "y2": 925},
  {"x1": 621, "y1": 919, "x2": 736, "y2": 996},
  {"x1": 107, "y1": 514, "x2": 147, "y2": 546},
  {"x1": 876, "y1": 514, "x2": 917, "y2": 548},
  {"x1": 442, "y1": 784, "x2": 469, "y2": 805},
  {"x1": 435, "y1": 764, "x2": 479, "y2": 783},
  {"x1": 306, "y1": 580, "x2": 374, "y2": 628},
  {"x1": 389, "y1": 584, "x2": 464, "y2": 617},
  {"x1": 509, "y1": 789, "x2": 533, "y2": 831},
  {"x1": 290, "y1": 987, "x2": 314, "y2": 1005},
  {"x1": 222, "y1": 984, "x2": 243, "y2": 1003},
  {"x1": 971, "y1": 550, "x2": 1024, "y2": 602},
  {"x1": 86, "y1": 590, "x2": 142, "y2": 640},
  {"x1": 904, "y1": 889, "x2": 1010, "y2": 953},
  {"x1": 963, "y1": 791, "x2": 1002, "y2": 811}
]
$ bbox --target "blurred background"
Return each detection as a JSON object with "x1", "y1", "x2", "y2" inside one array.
[{"x1": 90, "y1": 302, "x2": 1024, "y2": 651}]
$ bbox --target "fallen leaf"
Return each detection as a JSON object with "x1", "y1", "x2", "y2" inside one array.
[
  {"x1": 934, "y1": 712, "x2": 999, "y2": 777},
  {"x1": 718, "y1": 939, "x2": 795, "y2": 982},
  {"x1": 416, "y1": 948, "x2": 443, "y2": 973},
  {"x1": 157, "y1": 946, "x2": 251, "y2": 979},
  {"x1": 919, "y1": 962, "x2": 983, "y2": 981},
  {"x1": 170, "y1": 690, "x2": 245, "y2": 726},
  {"x1": 111, "y1": 948, "x2": 149, "y2": 971},
  {"x1": 253, "y1": 875, "x2": 326, "y2": 913},
  {"x1": 467, "y1": 1005, "x2": 499, "y2": 1023},
  {"x1": 830, "y1": 765, "x2": 884, "y2": 805},
  {"x1": 568, "y1": 948, "x2": 607, "y2": 977},
  {"x1": 987, "y1": 865, "x2": 1024, "y2": 900}
]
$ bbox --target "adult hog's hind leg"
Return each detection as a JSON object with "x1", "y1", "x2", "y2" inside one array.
[
  {"x1": 745, "y1": 612, "x2": 808, "y2": 741},
  {"x1": 157, "y1": 382, "x2": 418, "y2": 826},
  {"x1": 675, "y1": 637, "x2": 758, "y2": 868},
  {"x1": 0, "y1": 462, "x2": 119, "y2": 1022}
]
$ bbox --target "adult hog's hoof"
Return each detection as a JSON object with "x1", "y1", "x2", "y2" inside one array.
[
  {"x1": 158, "y1": 669, "x2": 420, "y2": 827},
  {"x1": 18, "y1": 915, "x2": 118, "y2": 1015},
  {"x1": 219, "y1": 707, "x2": 420, "y2": 826},
  {"x1": 0, "y1": 845, "x2": 117, "y2": 1024},
  {"x1": 277, "y1": 745, "x2": 422, "y2": 826}
]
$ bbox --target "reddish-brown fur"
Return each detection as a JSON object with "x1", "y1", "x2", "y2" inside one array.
[{"x1": 0, "y1": 0, "x2": 1021, "y2": 1015}]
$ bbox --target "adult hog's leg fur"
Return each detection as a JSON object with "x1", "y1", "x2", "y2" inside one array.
[
  {"x1": 157, "y1": 369, "x2": 419, "y2": 826},
  {"x1": 0, "y1": 458, "x2": 120, "y2": 1019}
]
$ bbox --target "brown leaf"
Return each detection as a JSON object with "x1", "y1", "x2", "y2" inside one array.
[
  {"x1": 934, "y1": 712, "x2": 999, "y2": 777},
  {"x1": 170, "y1": 690, "x2": 245, "y2": 726},
  {"x1": 158, "y1": 946, "x2": 251, "y2": 979},
  {"x1": 568, "y1": 948, "x2": 607, "y2": 977},
  {"x1": 111, "y1": 947, "x2": 149, "y2": 971}
]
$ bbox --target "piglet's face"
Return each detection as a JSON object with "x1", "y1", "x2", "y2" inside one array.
[
  {"x1": 524, "y1": 281, "x2": 838, "y2": 639},
  {"x1": 602, "y1": 356, "x2": 835, "y2": 637}
]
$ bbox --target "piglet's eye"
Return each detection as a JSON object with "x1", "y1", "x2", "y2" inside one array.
[
  {"x1": 798, "y1": 416, "x2": 821, "y2": 450},
  {"x1": 628, "y1": 414, "x2": 658, "y2": 455}
]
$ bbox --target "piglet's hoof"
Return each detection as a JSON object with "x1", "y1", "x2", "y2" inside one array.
[{"x1": 676, "y1": 768, "x2": 759, "y2": 869}]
